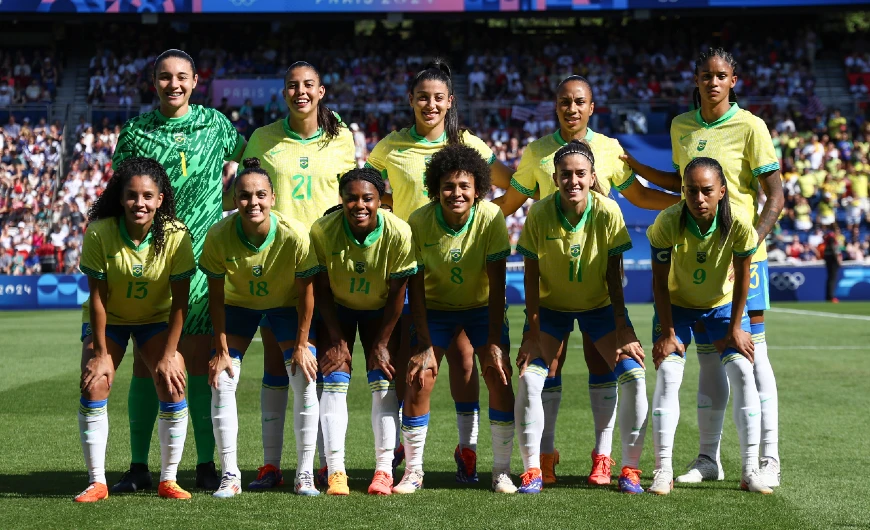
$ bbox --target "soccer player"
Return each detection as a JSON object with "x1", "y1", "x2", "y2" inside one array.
[
  {"x1": 109, "y1": 49, "x2": 246, "y2": 493},
  {"x1": 240, "y1": 61, "x2": 356, "y2": 490},
  {"x1": 623, "y1": 48, "x2": 784, "y2": 487},
  {"x1": 646, "y1": 157, "x2": 771, "y2": 495},
  {"x1": 365, "y1": 60, "x2": 516, "y2": 482},
  {"x1": 75, "y1": 157, "x2": 195, "y2": 502},
  {"x1": 309, "y1": 167, "x2": 417, "y2": 495},
  {"x1": 514, "y1": 140, "x2": 648, "y2": 495},
  {"x1": 199, "y1": 158, "x2": 320, "y2": 498},
  {"x1": 396, "y1": 145, "x2": 515, "y2": 495}
]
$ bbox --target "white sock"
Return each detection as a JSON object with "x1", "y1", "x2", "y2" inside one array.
[
  {"x1": 615, "y1": 359, "x2": 648, "y2": 470},
  {"x1": 316, "y1": 376, "x2": 326, "y2": 469},
  {"x1": 652, "y1": 356, "x2": 685, "y2": 472},
  {"x1": 78, "y1": 398, "x2": 109, "y2": 484},
  {"x1": 402, "y1": 412, "x2": 429, "y2": 471},
  {"x1": 697, "y1": 342, "x2": 728, "y2": 462},
  {"x1": 721, "y1": 351, "x2": 762, "y2": 472},
  {"x1": 158, "y1": 399, "x2": 189, "y2": 482},
  {"x1": 589, "y1": 373, "x2": 618, "y2": 457},
  {"x1": 260, "y1": 374, "x2": 289, "y2": 469},
  {"x1": 455, "y1": 401, "x2": 479, "y2": 453},
  {"x1": 489, "y1": 408, "x2": 514, "y2": 472},
  {"x1": 541, "y1": 377, "x2": 562, "y2": 454},
  {"x1": 751, "y1": 328, "x2": 779, "y2": 463},
  {"x1": 369, "y1": 370, "x2": 399, "y2": 474},
  {"x1": 212, "y1": 356, "x2": 242, "y2": 477},
  {"x1": 289, "y1": 349, "x2": 319, "y2": 476},
  {"x1": 397, "y1": 401, "x2": 403, "y2": 449},
  {"x1": 319, "y1": 371, "x2": 350, "y2": 475},
  {"x1": 515, "y1": 360, "x2": 547, "y2": 471}
]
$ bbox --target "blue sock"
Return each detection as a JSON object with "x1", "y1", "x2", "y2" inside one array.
[{"x1": 750, "y1": 322, "x2": 766, "y2": 344}]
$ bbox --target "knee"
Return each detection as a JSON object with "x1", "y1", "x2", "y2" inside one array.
[{"x1": 658, "y1": 357, "x2": 685, "y2": 385}]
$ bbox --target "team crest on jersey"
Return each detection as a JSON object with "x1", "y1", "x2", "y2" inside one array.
[
  {"x1": 354, "y1": 261, "x2": 366, "y2": 274},
  {"x1": 300, "y1": 157, "x2": 309, "y2": 169},
  {"x1": 570, "y1": 244, "x2": 581, "y2": 258},
  {"x1": 252, "y1": 265, "x2": 263, "y2": 277},
  {"x1": 173, "y1": 132, "x2": 185, "y2": 145},
  {"x1": 696, "y1": 252, "x2": 707, "y2": 263},
  {"x1": 697, "y1": 140, "x2": 707, "y2": 152},
  {"x1": 449, "y1": 248, "x2": 462, "y2": 263},
  {"x1": 132, "y1": 264, "x2": 143, "y2": 277}
]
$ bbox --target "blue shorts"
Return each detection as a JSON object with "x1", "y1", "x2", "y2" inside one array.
[
  {"x1": 259, "y1": 309, "x2": 318, "y2": 340},
  {"x1": 402, "y1": 290, "x2": 411, "y2": 316},
  {"x1": 226, "y1": 305, "x2": 299, "y2": 343},
  {"x1": 746, "y1": 260, "x2": 770, "y2": 312},
  {"x1": 336, "y1": 303, "x2": 386, "y2": 325},
  {"x1": 652, "y1": 303, "x2": 750, "y2": 347},
  {"x1": 425, "y1": 306, "x2": 511, "y2": 350},
  {"x1": 540, "y1": 305, "x2": 632, "y2": 343},
  {"x1": 80, "y1": 322, "x2": 168, "y2": 350}
]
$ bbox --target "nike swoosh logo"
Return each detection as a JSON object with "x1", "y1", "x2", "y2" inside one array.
[
  {"x1": 331, "y1": 251, "x2": 342, "y2": 256},
  {"x1": 680, "y1": 133, "x2": 693, "y2": 141},
  {"x1": 303, "y1": 403, "x2": 315, "y2": 409},
  {"x1": 397, "y1": 148, "x2": 410, "y2": 153},
  {"x1": 697, "y1": 405, "x2": 712, "y2": 409},
  {"x1": 264, "y1": 417, "x2": 279, "y2": 422},
  {"x1": 633, "y1": 426, "x2": 644, "y2": 431},
  {"x1": 749, "y1": 412, "x2": 760, "y2": 417},
  {"x1": 424, "y1": 242, "x2": 439, "y2": 247},
  {"x1": 502, "y1": 440, "x2": 511, "y2": 445},
  {"x1": 83, "y1": 430, "x2": 98, "y2": 435},
  {"x1": 215, "y1": 405, "x2": 228, "y2": 409},
  {"x1": 520, "y1": 421, "x2": 535, "y2": 426},
  {"x1": 546, "y1": 236, "x2": 561, "y2": 240},
  {"x1": 603, "y1": 395, "x2": 616, "y2": 400},
  {"x1": 760, "y1": 398, "x2": 772, "y2": 403},
  {"x1": 653, "y1": 411, "x2": 667, "y2": 416},
  {"x1": 170, "y1": 434, "x2": 183, "y2": 439},
  {"x1": 226, "y1": 257, "x2": 239, "y2": 262},
  {"x1": 106, "y1": 254, "x2": 119, "y2": 259},
  {"x1": 269, "y1": 149, "x2": 286, "y2": 156}
]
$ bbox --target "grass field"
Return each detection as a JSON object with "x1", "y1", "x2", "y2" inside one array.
[{"x1": 1, "y1": 302, "x2": 869, "y2": 529}]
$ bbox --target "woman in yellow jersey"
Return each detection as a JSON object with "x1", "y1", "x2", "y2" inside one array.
[
  {"x1": 241, "y1": 61, "x2": 356, "y2": 491},
  {"x1": 366, "y1": 60, "x2": 516, "y2": 481},
  {"x1": 646, "y1": 157, "x2": 771, "y2": 495},
  {"x1": 199, "y1": 158, "x2": 320, "y2": 499},
  {"x1": 496, "y1": 75, "x2": 679, "y2": 486},
  {"x1": 395, "y1": 145, "x2": 515, "y2": 495},
  {"x1": 75, "y1": 157, "x2": 195, "y2": 502},
  {"x1": 624, "y1": 48, "x2": 784, "y2": 488},
  {"x1": 310, "y1": 168, "x2": 417, "y2": 496},
  {"x1": 515, "y1": 140, "x2": 648, "y2": 495}
]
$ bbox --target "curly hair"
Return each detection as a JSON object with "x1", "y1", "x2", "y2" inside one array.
[
  {"x1": 338, "y1": 167, "x2": 386, "y2": 198},
  {"x1": 89, "y1": 157, "x2": 181, "y2": 257},
  {"x1": 423, "y1": 144, "x2": 491, "y2": 203}
]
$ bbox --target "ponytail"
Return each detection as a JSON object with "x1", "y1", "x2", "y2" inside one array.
[{"x1": 408, "y1": 59, "x2": 464, "y2": 145}]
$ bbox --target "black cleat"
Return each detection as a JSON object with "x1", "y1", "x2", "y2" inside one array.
[
  {"x1": 196, "y1": 461, "x2": 221, "y2": 490},
  {"x1": 111, "y1": 464, "x2": 153, "y2": 493}
]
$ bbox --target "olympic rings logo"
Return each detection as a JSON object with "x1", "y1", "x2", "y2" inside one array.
[{"x1": 770, "y1": 272, "x2": 806, "y2": 291}]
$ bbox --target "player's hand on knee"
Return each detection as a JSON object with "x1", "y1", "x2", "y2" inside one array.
[
  {"x1": 319, "y1": 340, "x2": 350, "y2": 377},
  {"x1": 615, "y1": 327, "x2": 645, "y2": 369},
  {"x1": 407, "y1": 343, "x2": 437, "y2": 389},
  {"x1": 367, "y1": 342, "x2": 395, "y2": 381},
  {"x1": 291, "y1": 343, "x2": 319, "y2": 382},
  {"x1": 480, "y1": 343, "x2": 510, "y2": 386},
  {"x1": 653, "y1": 335, "x2": 684, "y2": 370},
  {"x1": 725, "y1": 329, "x2": 755, "y2": 363},
  {"x1": 208, "y1": 351, "x2": 234, "y2": 389},
  {"x1": 81, "y1": 354, "x2": 115, "y2": 394},
  {"x1": 157, "y1": 353, "x2": 187, "y2": 396},
  {"x1": 517, "y1": 337, "x2": 544, "y2": 376}
]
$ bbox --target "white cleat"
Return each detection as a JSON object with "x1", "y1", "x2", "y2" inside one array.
[
  {"x1": 294, "y1": 471, "x2": 320, "y2": 496},
  {"x1": 213, "y1": 472, "x2": 242, "y2": 498},
  {"x1": 492, "y1": 470, "x2": 517, "y2": 494},
  {"x1": 675, "y1": 455, "x2": 724, "y2": 483},
  {"x1": 741, "y1": 469, "x2": 774, "y2": 494},
  {"x1": 391, "y1": 468, "x2": 424, "y2": 494},
  {"x1": 648, "y1": 469, "x2": 674, "y2": 495},
  {"x1": 759, "y1": 457, "x2": 781, "y2": 488}
]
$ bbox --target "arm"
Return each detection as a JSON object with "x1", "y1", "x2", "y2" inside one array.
[
  {"x1": 492, "y1": 186, "x2": 531, "y2": 218},
  {"x1": 480, "y1": 258, "x2": 509, "y2": 385},
  {"x1": 489, "y1": 159, "x2": 515, "y2": 191},
  {"x1": 289, "y1": 276, "x2": 318, "y2": 382},
  {"x1": 156, "y1": 278, "x2": 189, "y2": 395},
  {"x1": 368, "y1": 277, "x2": 407, "y2": 380},
  {"x1": 726, "y1": 254, "x2": 755, "y2": 361},
  {"x1": 605, "y1": 254, "x2": 644, "y2": 367},
  {"x1": 620, "y1": 151, "x2": 682, "y2": 193},
  {"x1": 221, "y1": 162, "x2": 238, "y2": 212},
  {"x1": 620, "y1": 179, "x2": 681, "y2": 211},
  {"x1": 312, "y1": 271, "x2": 350, "y2": 376},
  {"x1": 755, "y1": 169, "x2": 785, "y2": 246},
  {"x1": 206, "y1": 276, "x2": 232, "y2": 387},
  {"x1": 407, "y1": 270, "x2": 436, "y2": 388},
  {"x1": 81, "y1": 277, "x2": 113, "y2": 393},
  {"x1": 651, "y1": 259, "x2": 682, "y2": 369}
]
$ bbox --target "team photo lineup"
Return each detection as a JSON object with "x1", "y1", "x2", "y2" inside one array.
[{"x1": 69, "y1": 42, "x2": 786, "y2": 504}]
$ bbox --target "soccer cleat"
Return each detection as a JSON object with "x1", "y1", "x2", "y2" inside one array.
[
  {"x1": 392, "y1": 468, "x2": 424, "y2": 494},
  {"x1": 294, "y1": 471, "x2": 320, "y2": 496},
  {"x1": 327, "y1": 471, "x2": 350, "y2": 496},
  {"x1": 759, "y1": 457, "x2": 781, "y2": 488},
  {"x1": 492, "y1": 470, "x2": 518, "y2": 494},
  {"x1": 111, "y1": 464, "x2": 153, "y2": 493},
  {"x1": 618, "y1": 467, "x2": 644, "y2": 494},
  {"x1": 392, "y1": 443, "x2": 405, "y2": 474},
  {"x1": 315, "y1": 465, "x2": 329, "y2": 489},
  {"x1": 74, "y1": 482, "x2": 109, "y2": 503},
  {"x1": 454, "y1": 445, "x2": 479, "y2": 483},
  {"x1": 675, "y1": 455, "x2": 725, "y2": 483},
  {"x1": 196, "y1": 461, "x2": 221, "y2": 490},
  {"x1": 367, "y1": 470, "x2": 393, "y2": 495},
  {"x1": 518, "y1": 468, "x2": 543, "y2": 494},
  {"x1": 248, "y1": 464, "x2": 284, "y2": 490},
  {"x1": 541, "y1": 450, "x2": 560, "y2": 485},
  {"x1": 587, "y1": 451, "x2": 615, "y2": 486},
  {"x1": 741, "y1": 469, "x2": 774, "y2": 494},
  {"x1": 213, "y1": 472, "x2": 242, "y2": 499},
  {"x1": 648, "y1": 469, "x2": 674, "y2": 495},
  {"x1": 158, "y1": 480, "x2": 192, "y2": 500}
]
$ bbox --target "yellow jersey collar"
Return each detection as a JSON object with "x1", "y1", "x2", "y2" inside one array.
[
  {"x1": 435, "y1": 203, "x2": 476, "y2": 236},
  {"x1": 235, "y1": 212, "x2": 278, "y2": 253},
  {"x1": 410, "y1": 125, "x2": 447, "y2": 144},
  {"x1": 694, "y1": 103, "x2": 739, "y2": 129},
  {"x1": 119, "y1": 217, "x2": 153, "y2": 252},
  {"x1": 283, "y1": 117, "x2": 324, "y2": 144},
  {"x1": 342, "y1": 210, "x2": 384, "y2": 248},
  {"x1": 554, "y1": 127, "x2": 595, "y2": 146},
  {"x1": 686, "y1": 207, "x2": 719, "y2": 240},
  {"x1": 555, "y1": 192, "x2": 593, "y2": 233}
]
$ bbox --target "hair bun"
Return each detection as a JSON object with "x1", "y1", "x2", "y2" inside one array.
[
  {"x1": 242, "y1": 157, "x2": 261, "y2": 170},
  {"x1": 425, "y1": 59, "x2": 451, "y2": 78}
]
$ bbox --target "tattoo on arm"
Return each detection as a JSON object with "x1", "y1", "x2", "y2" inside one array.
[{"x1": 756, "y1": 170, "x2": 785, "y2": 244}]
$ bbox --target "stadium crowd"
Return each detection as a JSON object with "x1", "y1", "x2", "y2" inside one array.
[{"x1": 0, "y1": 49, "x2": 59, "y2": 105}]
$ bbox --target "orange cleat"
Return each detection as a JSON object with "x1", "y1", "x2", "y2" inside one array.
[
  {"x1": 367, "y1": 470, "x2": 393, "y2": 495},
  {"x1": 541, "y1": 450, "x2": 560, "y2": 485},
  {"x1": 158, "y1": 480, "x2": 192, "y2": 500},
  {"x1": 327, "y1": 471, "x2": 350, "y2": 496},
  {"x1": 74, "y1": 482, "x2": 109, "y2": 503},
  {"x1": 587, "y1": 451, "x2": 615, "y2": 486}
]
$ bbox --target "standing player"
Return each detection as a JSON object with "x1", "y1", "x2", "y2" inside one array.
[
  {"x1": 494, "y1": 75, "x2": 678, "y2": 486},
  {"x1": 647, "y1": 157, "x2": 771, "y2": 495},
  {"x1": 514, "y1": 140, "x2": 648, "y2": 494},
  {"x1": 310, "y1": 168, "x2": 416, "y2": 495},
  {"x1": 199, "y1": 158, "x2": 320, "y2": 498},
  {"x1": 365, "y1": 60, "x2": 516, "y2": 482},
  {"x1": 623, "y1": 48, "x2": 784, "y2": 487},
  {"x1": 397, "y1": 145, "x2": 515, "y2": 495},
  {"x1": 75, "y1": 157, "x2": 195, "y2": 502},
  {"x1": 240, "y1": 61, "x2": 356, "y2": 490}
]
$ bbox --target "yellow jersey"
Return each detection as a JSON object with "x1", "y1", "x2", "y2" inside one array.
[
  {"x1": 510, "y1": 128, "x2": 636, "y2": 201},
  {"x1": 198, "y1": 211, "x2": 320, "y2": 310},
  {"x1": 850, "y1": 173, "x2": 868, "y2": 199},
  {"x1": 242, "y1": 118, "x2": 356, "y2": 228},
  {"x1": 80, "y1": 217, "x2": 195, "y2": 325},
  {"x1": 648, "y1": 202, "x2": 758, "y2": 309},
  {"x1": 365, "y1": 127, "x2": 495, "y2": 221},
  {"x1": 516, "y1": 191, "x2": 632, "y2": 312},
  {"x1": 670, "y1": 103, "x2": 779, "y2": 263},
  {"x1": 408, "y1": 200, "x2": 510, "y2": 311},
  {"x1": 310, "y1": 209, "x2": 417, "y2": 310}
]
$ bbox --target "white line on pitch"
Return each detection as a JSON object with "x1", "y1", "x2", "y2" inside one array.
[{"x1": 767, "y1": 307, "x2": 870, "y2": 321}]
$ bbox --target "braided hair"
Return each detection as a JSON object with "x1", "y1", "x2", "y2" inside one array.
[
  {"x1": 285, "y1": 61, "x2": 341, "y2": 142},
  {"x1": 88, "y1": 157, "x2": 182, "y2": 257},
  {"x1": 693, "y1": 48, "x2": 738, "y2": 110},
  {"x1": 553, "y1": 140, "x2": 605, "y2": 196},
  {"x1": 237, "y1": 157, "x2": 273, "y2": 191},
  {"x1": 324, "y1": 167, "x2": 387, "y2": 218},
  {"x1": 408, "y1": 59, "x2": 464, "y2": 145},
  {"x1": 152, "y1": 49, "x2": 196, "y2": 83},
  {"x1": 423, "y1": 144, "x2": 491, "y2": 203},
  {"x1": 680, "y1": 157, "x2": 733, "y2": 248}
]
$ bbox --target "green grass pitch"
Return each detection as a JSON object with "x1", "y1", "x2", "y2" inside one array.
[{"x1": 1, "y1": 302, "x2": 868, "y2": 529}]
